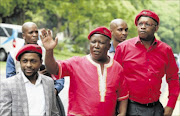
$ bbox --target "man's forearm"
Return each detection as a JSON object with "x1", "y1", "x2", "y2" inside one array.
[
  {"x1": 45, "y1": 49, "x2": 59, "y2": 75},
  {"x1": 118, "y1": 99, "x2": 128, "y2": 116},
  {"x1": 164, "y1": 106, "x2": 173, "y2": 116}
]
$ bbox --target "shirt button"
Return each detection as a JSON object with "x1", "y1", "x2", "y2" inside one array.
[
  {"x1": 149, "y1": 98, "x2": 152, "y2": 100},
  {"x1": 148, "y1": 69, "x2": 150, "y2": 71},
  {"x1": 149, "y1": 79, "x2": 151, "y2": 81}
]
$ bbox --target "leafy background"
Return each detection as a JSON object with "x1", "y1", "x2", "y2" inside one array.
[{"x1": 0, "y1": 0, "x2": 179, "y2": 53}]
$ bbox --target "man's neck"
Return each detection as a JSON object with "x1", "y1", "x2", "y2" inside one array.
[
  {"x1": 27, "y1": 74, "x2": 38, "y2": 84},
  {"x1": 113, "y1": 40, "x2": 121, "y2": 50},
  {"x1": 91, "y1": 56, "x2": 110, "y2": 75},
  {"x1": 140, "y1": 37, "x2": 155, "y2": 49}
]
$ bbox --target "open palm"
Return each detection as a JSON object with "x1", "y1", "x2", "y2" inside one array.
[{"x1": 40, "y1": 29, "x2": 58, "y2": 50}]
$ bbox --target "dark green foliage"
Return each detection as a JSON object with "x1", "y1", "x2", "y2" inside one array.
[{"x1": 0, "y1": 0, "x2": 179, "y2": 53}]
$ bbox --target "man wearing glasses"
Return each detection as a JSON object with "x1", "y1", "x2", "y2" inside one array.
[{"x1": 114, "y1": 10, "x2": 180, "y2": 116}]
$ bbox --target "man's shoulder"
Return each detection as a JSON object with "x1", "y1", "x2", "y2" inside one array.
[
  {"x1": 118, "y1": 37, "x2": 137, "y2": 47},
  {"x1": 58, "y1": 55, "x2": 86, "y2": 63},
  {"x1": 110, "y1": 60, "x2": 124, "y2": 74},
  {"x1": 71, "y1": 55, "x2": 85, "y2": 60},
  {"x1": 41, "y1": 75, "x2": 55, "y2": 89},
  {"x1": 112, "y1": 59, "x2": 123, "y2": 68},
  {"x1": 123, "y1": 37, "x2": 137, "y2": 43},
  {"x1": 156, "y1": 39, "x2": 172, "y2": 49},
  {"x1": 1, "y1": 73, "x2": 22, "y2": 85},
  {"x1": 41, "y1": 74, "x2": 54, "y2": 82}
]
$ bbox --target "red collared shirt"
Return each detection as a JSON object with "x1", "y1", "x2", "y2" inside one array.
[
  {"x1": 57, "y1": 55, "x2": 128, "y2": 116},
  {"x1": 114, "y1": 36, "x2": 180, "y2": 109}
]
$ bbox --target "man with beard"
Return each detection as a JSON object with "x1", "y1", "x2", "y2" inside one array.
[
  {"x1": 40, "y1": 27, "x2": 129, "y2": 116},
  {"x1": 0, "y1": 44, "x2": 59, "y2": 116},
  {"x1": 114, "y1": 10, "x2": 180, "y2": 116},
  {"x1": 108, "y1": 19, "x2": 128, "y2": 58}
]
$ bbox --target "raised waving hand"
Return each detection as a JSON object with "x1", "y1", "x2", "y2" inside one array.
[{"x1": 40, "y1": 29, "x2": 58, "y2": 50}]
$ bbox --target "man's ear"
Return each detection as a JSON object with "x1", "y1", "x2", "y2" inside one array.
[
  {"x1": 155, "y1": 25, "x2": 159, "y2": 32},
  {"x1": 41, "y1": 59, "x2": 43, "y2": 64},
  {"x1": 22, "y1": 33, "x2": 25, "y2": 40},
  {"x1": 110, "y1": 29, "x2": 113, "y2": 34},
  {"x1": 108, "y1": 43, "x2": 111, "y2": 50}
]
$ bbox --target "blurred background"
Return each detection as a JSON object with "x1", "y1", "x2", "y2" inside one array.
[{"x1": 0, "y1": 0, "x2": 180, "y2": 55}]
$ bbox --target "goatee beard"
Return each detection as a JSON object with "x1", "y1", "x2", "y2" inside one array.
[{"x1": 25, "y1": 72, "x2": 38, "y2": 79}]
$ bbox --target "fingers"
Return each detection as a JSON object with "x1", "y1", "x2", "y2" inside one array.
[
  {"x1": 40, "y1": 35, "x2": 43, "y2": 40},
  {"x1": 40, "y1": 34, "x2": 47, "y2": 41},
  {"x1": 41, "y1": 29, "x2": 53, "y2": 38},
  {"x1": 40, "y1": 29, "x2": 52, "y2": 41},
  {"x1": 40, "y1": 29, "x2": 47, "y2": 41},
  {"x1": 41, "y1": 28, "x2": 47, "y2": 36},
  {"x1": 55, "y1": 36, "x2": 58, "y2": 44},
  {"x1": 48, "y1": 29, "x2": 52, "y2": 37}
]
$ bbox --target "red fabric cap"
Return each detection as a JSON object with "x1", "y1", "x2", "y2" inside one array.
[
  {"x1": 135, "y1": 10, "x2": 160, "y2": 26},
  {"x1": 16, "y1": 44, "x2": 42, "y2": 61},
  {"x1": 88, "y1": 26, "x2": 111, "y2": 40}
]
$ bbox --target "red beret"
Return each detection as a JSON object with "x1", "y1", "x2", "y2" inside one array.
[
  {"x1": 135, "y1": 10, "x2": 159, "y2": 26},
  {"x1": 16, "y1": 44, "x2": 42, "y2": 61},
  {"x1": 88, "y1": 26, "x2": 111, "y2": 40}
]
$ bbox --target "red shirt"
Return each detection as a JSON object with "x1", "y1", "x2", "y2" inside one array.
[
  {"x1": 57, "y1": 55, "x2": 128, "y2": 116},
  {"x1": 114, "y1": 36, "x2": 180, "y2": 109}
]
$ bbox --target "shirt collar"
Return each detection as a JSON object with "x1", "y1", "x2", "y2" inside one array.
[
  {"x1": 109, "y1": 41, "x2": 115, "y2": 53},
  {"x1": 22, "y1": 72, "x2": 42, "y2": 85},
  {"x1": 135, "y1": 36, "x2": 158, "y2": 46},
  {"x1": 86, "y1": 54, "x2": 113, "y2": 67}
]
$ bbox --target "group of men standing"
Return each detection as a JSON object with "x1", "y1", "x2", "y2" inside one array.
[{"x1": 0, "y1": 9, "x2": 179, "y2": 116}]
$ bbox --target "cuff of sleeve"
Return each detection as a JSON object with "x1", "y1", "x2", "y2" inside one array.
[
  {"x1": 166, "y1": 96, "x2": 179, "y2": 109},
  {"x1": 54, "y1": 80, "x2": 64, "y2": 93},
  {"x1": 51, "y1": 74, "x2": 59, "y2": 80},
  {"x1": 118, "y1": 93, "x2": 129, "y2": 101},
  {"x1": 54, "y1": 86, "x2": 61, "y2": 93}
]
